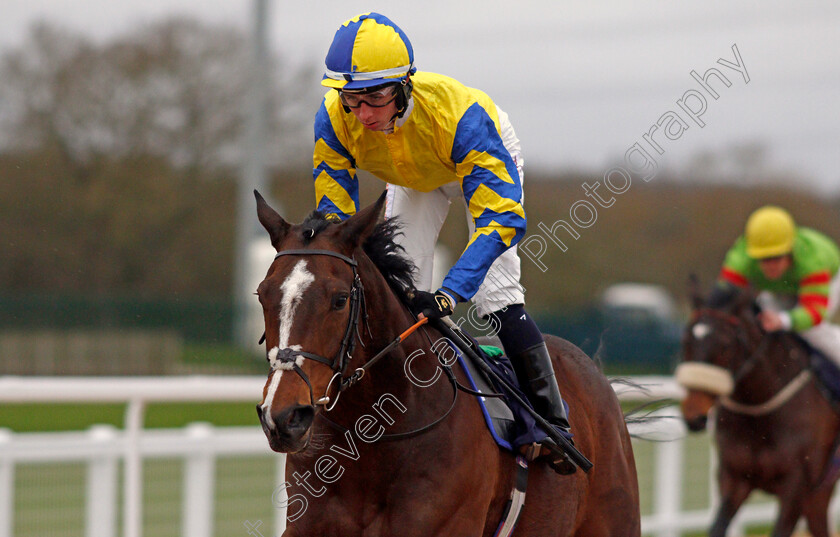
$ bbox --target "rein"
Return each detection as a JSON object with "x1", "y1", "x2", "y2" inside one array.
[
  {"x1": 720, "y1": 370, "x2": 813, "y2": 416},
  {"x1": 317, "y1": 365, "x2": 461, "y2": 441}
]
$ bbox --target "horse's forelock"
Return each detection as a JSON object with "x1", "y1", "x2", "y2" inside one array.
[{"x1": 299, "y1": 211, "x2": 333, "y2": 244}]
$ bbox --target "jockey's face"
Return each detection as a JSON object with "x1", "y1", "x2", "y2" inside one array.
[
  {"x1": 341, "y1": 86, "x2": 398, "y2": 132},
  {"x1": 758, "y1": 254, "x2": 792, "y2": 280}
]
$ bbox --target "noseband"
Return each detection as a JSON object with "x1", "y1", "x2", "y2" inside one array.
[{"x1": 269, "y1": 249, "x2": 366, "y2": 411}]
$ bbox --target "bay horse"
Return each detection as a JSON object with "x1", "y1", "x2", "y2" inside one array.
[
  {"x1": 253, "y1": 191, "x2": 639, "y2": 537},
  {"x1": 676, "y1": 281, "x2": 840, "y2": 537}
]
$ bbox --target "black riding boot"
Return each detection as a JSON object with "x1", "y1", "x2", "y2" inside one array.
[
  {"x1": 491, "y1": 304, "x2": 577, "y2": 474},
  {"x1": 513, "y1": 343, "x2": 577, "y2": 475},
  {"x1": 515, "y1": 342, "x2": 571, "y2": 432}
]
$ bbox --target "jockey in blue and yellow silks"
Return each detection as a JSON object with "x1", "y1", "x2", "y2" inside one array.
[
  {"x1": 312, "y1": 12, "x2": 576, "y2": 474},
  {"x1": 315, "y1": 72, "x2": 525, "y2": 302}
]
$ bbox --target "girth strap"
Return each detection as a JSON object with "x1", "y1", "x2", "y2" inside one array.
[{"x1": 493, "y1": 456, "x2": 529, "y2": 537}]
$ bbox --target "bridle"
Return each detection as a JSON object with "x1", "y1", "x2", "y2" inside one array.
[
  {"x1": 267, "y1": 249, "x2": 367, "y2": 411},
  {"x1": 690, "y1": 307, "x2": 811, "y2": 415},
  {"x1": 264, "y1": 248, "x2": 439, "y2": 415},
  {"x1": 690, "y1": 308, "x2": 768, "y2": 385}
]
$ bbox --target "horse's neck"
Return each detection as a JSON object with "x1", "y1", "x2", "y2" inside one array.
[
  {"x1": 733, "y1": 333, "x2": 806, "y2": 404},
  {"x1": 358, "y1": 255, "x2": 418, "y2": 346},
  {"x1": 335, "y1": 257, "x2": 448, "y2": 415}
]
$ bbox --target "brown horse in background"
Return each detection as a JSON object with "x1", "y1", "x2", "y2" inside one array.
[
  {"x1": 677, "y1": 281, "x2": 840, "y2": 537},
  {"x1": 253, "y1": 191, "x2": 639, "y2": 537}
]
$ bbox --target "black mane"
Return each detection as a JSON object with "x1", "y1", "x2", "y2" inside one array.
[
  {"x1": 363, "y1": 218, "x2": 417, "y2": 305},
  {"x1": 706, "y1": 283, "x2": 740, "y2": 309},
  {"x1": 705, "y1": 283, "x2": 761, "y2": 317},
  {"x1": 299, "y1": 210, "x2": 416, "y2": 305}
]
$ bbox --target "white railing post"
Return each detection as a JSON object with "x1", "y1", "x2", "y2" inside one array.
[
  {"x1": 183, "y1": 423, "x2": 215, "y2": 537},
  {"x1": 652, "y1": 416, "x2": 685, "y2": 537},
  {"x1": 86, "y1": 425, "x2": 118, "y2": 537},
  {"x1": 124, "y1": 399, "x2": 146, "y2": 537},
  {"x1": 0, "y1": 429, "x2": 14, "y2": 537},
  {"x1": 275, "y1": 454, "x2": 287, "y2": 535}
]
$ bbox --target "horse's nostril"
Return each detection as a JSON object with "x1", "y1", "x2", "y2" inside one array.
[
  {"x1": 287, "y1": 405, "x2": 314, "y2": 428},
  {"x1": 255, "y1": 404, "x2": 263, "y2": 418},
  {"x1": 686, "y1": 415, "x2": 708, "y2": 432},
  {"x1": 275, "y1": 404, "x2": 315, "y2": 437}
]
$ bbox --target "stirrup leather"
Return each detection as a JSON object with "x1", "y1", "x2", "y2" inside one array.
[{"x1": 520, "y1": 440, "x2": 578, "y2": 475}]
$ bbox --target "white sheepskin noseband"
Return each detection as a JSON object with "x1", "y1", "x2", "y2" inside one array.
[{"x1": 675, "y1": 362, "x2": 734, "y2": 396}]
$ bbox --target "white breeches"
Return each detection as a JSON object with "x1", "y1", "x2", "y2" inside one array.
[
  {"x1": 384, "y1": 107, "x2": 526, "y2": 318},
  {"x1": 759, "y1": 275, "x2": 840, "y2": 366},
  {"x1": 800, "y1": 276, "x2": 840, "y2": 366}
]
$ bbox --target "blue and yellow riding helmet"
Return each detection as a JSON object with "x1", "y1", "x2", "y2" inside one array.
[{"x1": 322, "y1": 13, "x2": 415, "y2": 117}]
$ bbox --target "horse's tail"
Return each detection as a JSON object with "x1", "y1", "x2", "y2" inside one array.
[{"x1": 609, "y1": 377, "x2": 685, "y2": 442}]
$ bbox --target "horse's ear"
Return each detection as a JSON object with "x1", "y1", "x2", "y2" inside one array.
[
  {"x1": 336, "y1": 191, "x2": 387, "y2": 249},
  {"x1": 688, "y1": 274, "x2": 704, "y2": 309},
  {"x1": 254, "y1": 190, "x2": 290, "y2": 250}
]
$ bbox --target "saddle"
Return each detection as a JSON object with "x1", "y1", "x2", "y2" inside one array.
[
  {"x1": 446, "y1": 331, "x2": 574, "y2": 452},
  {"x1": 801, "y1": 336, "x2": 840, "y2": 408}
]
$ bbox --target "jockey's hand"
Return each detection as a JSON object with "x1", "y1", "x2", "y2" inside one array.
[
  {"x1": 758, "y1": 310, "x2": 785, "y2": 332},
  {"x1": 412, "y1": 289, "x2": 456, "y2": 319}
]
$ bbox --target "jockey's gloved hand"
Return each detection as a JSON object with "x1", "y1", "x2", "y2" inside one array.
[{"x1": 412, "y1": 288, "x2": 458, "y2": 319}]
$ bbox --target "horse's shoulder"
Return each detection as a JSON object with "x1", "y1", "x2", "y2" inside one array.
[
  {"x1": 544, "y1": 334, "x2": 599, "y2": 370},
  {"x1": 472, "y1": 332, "x2": 605, "y2": 390},
  {"x1": 543, "y1": 334, "x2": 616, "y2": 397}
]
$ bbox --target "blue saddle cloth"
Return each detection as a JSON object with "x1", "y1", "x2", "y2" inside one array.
[{"x1": 446, "y1": 335, "x2": 573, "y2": 452}]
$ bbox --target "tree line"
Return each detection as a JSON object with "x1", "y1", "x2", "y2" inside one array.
[
  {"x1": 2, "y1": 18, "x2": 838, "y2": 316},
  {"x1": 0, "y1": 18, "x2": 315, "y2": 298}
]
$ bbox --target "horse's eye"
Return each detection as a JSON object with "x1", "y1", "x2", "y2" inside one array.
[{"x1": 332, "y1": 293, "x2": 349, "y2": 310}]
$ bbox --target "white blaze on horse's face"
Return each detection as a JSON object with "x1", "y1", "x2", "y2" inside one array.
[
  {"x1": 261, "y1": 259, "x2": 315, "y2": 429},
  {"x1": 692, "y1": 323, "x2": 711, "y2": 340}
]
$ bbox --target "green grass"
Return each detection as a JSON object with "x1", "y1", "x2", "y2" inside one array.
[{"x1": 11, "y1": 458, "x2": 280, "y2": 537}]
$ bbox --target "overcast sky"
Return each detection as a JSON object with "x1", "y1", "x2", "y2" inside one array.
[{"x1": 4, "y1": 1, "x2": 839, "y2": 194}]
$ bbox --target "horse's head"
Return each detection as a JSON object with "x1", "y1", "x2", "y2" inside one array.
[
  {"x1": 253, "y1": 191, "x2": 385, "y2": 453},
  {"x1": 675, "y1": 276, "x2": 763, "y2": 431}
]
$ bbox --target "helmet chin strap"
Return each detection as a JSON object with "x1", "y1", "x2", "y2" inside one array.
[
  {"x1": 385, "y1": 97, "x2": 412, "y2": 133},
  {"x1": 393, "y1": 76, "x2": 413, "y2": 119}
]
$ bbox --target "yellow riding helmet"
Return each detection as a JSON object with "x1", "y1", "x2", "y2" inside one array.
[{"x1": 744, "y1": 206, "x2": 796, "y2": 259}]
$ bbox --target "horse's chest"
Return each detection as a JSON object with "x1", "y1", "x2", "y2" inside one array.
[{"x1": 718, "y1": 427, "x2": 796, "y2": 481}]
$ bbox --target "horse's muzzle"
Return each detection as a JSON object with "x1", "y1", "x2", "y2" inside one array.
[
  {"x1": 684, "y1": 413, "x2": 708, "y2": 432},
  {"x1": 680, "y1": 390, "x2": 716, "y2": 432},
  {"x1": 256, "y1": 403, "x2": 315, "y2": 453}
]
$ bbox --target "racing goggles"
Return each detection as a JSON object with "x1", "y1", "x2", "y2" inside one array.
[{"x1": 339, "y1": 85, "x2": 397, "y2": 109}]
